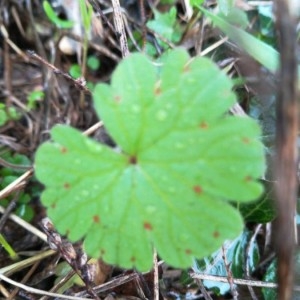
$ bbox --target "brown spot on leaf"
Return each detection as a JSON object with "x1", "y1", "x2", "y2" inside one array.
[
  {"x1": 100, "y1": 249, "x2": 106, "y2": 255},
  {"x1": 143, "y1": 222, "x2": 153, "y2": 231},
  {"x1": 242, "y1": 137, "x2": 250, "y2": 144},
  {"x1": 114, "y1": 95, "x2": 121, "y2": 103},
  {"x1": 199, "y1": 121, "x2": 208, "y2": 129},
  {"x1": 66, "y1": 229, "x2": 70, "y2": 236},
  {"x1": 129, "y1": 156, "x2": 137, "y2": 164},
  {"x1": 244, "y1": 176, "x2": 252, "y2": 182},
  {"x1": 213, "y1": 231, "x2": 220, "y2": 238},
  {"x1": 60, "y1": 147, "x2": 68, "y2": 153},
  {"x1": 131, "y1": 256, "x2": 136, "y2": 262},
  {"x1": 154, "y1": 86, "x2": 161, "y2": 96},
  {"x1": 93, "y1": 215, "x2": 100, "y2": 223},
  {"x1": 183, "y1": 65, "x2": 190, "y2": 73},
  {"x1": 63, "y1": 182, "x2": 70, "y2": 189},
  {"x1": 193, "y1": 185, "x2": 202, "y2": 194},
  {"x1": 185, "y1": 249, "x2": 192, "y2": 255},
  {"x1": 51, "y1": 203, "x2": 56, "y2": 209}
]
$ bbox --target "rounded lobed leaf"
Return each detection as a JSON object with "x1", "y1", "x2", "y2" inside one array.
[{"x1": 35, "y1": 49, "x2": 265, "y2": 271}]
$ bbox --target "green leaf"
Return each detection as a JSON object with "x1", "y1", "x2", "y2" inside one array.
[
  {"x1": 69, "y1": 64, "x2": 81, "y2": 79},
  {"x1": 263, "y1": 251, "x2": 300, "y2": 299},
  {"x1": 43, "y1": 0, "x2": 74, "y2": 29},
  {"x1": 199, "y1": 7, "x2": 279, "y2": 73},
  {"x1": 238, "y1": 186, "x2": 276, "y2": 223},
  {"x1": 16, "y1": 204, "x2": 34, "y2": 222},
  {"x1": 0, "y1": 234, "x2": 18, "y2": 260},
  {"x1": 218, "y1": 7, "x2": 249, "y2": 29},
  {"x1": 190, "y1": 0, "x2": 205, "y2": 6},
  {"x1": 146, "y1": 7, "x2": 182, "y2": 48},
  {"x1": 79, "y1": 0, "x2": 93, "y2": 32},
  {"x1": 160, "y1": 0, "x2": 177, "y2": 4},
  {"x1": 207, "y1": 8, "x2": 300, "y2": 83},
  {"x1": 0, "y1": 109, "x2": 8, "y2": 126},
  {"x1": 262, "y1": 260, "x2": 277, "y2": 300},
  {"x1": 194, "y1": 230, "x2": 259, "y2": 295},
  {"x1": 27, "y1": 90, "x2": 44, "y2": 110},
  {"x1": 35, "y1": 49, "x2": 265, "y2": 271},
  {"x1": 87, "y1": 55, "x2": 101, "y2": 71},
  {"x1": 217, "y1": 0, "x2": 234, "y2": 16},
  {"x1": 257, "y1": 5, "x2": 275, "y2": 41}
]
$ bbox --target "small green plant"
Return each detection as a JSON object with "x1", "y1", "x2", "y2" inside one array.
[
  {"x1": 43, "y1": 0, "x2": 74, "y2": 29},
  {"x1": 0, "y1": 92, "x2": 42, "y2": 126},
  {"x1": 70, "y1": 55, "x2": 101, "y2": 79},
  {"x1": 69, "y1": 64, "x2": 82, "y2": 79},
  {"x1": 0, "y1": 234, "x2": 19, "y2": 260},
  {"x1": 35, "y1": 49, "x2": 265, "y2": 271},
  {"x1": 0, "y1": 104, "x2": 21, "y2": 126},
  {"x1": 146, "y1": 7, "x2": 182, "y2": 54},
  {"x1": 87, "y1": 55, "x2": 101, "y2": 71},
  {"x1": 0, "y1": 152, "x2": 34, "y2": 222},
  {"x1": 69, "y1": 55, "x2": 100, "y2": 91},
  {"x1": 27, "y1": 90, "x2": 44, "y2": 111},
  {"x1": 78, "y1": 0, "x2": 93, "y2": 73}
]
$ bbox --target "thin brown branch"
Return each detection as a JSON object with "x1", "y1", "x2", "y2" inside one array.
[
  {"x1": 274, "y1": 0, "x2": 299, "y2": 299},
  {"x1": 27, "y1": 51, "x2": 91, "y2": 94}
]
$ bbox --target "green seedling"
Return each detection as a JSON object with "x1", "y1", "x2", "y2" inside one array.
[
  {"x1": 79, "y1": 0, "x2": 93, "y2": 33},
  {"x1": 43, "y1": 1, "x2": 74, "y2": 29},
  {"x1": 69, "y1": 64, "x2": 82, "y2": 79},
  {"x1": 27, "y1": 90, "x2": 44, "y2": 111},
  {"x1": 146, "y1": 7, "x2": 182, "y2": 54},
  {"x1": 87, "y1": 55, "x2": 101, "y2": 71},
  {"x1": 69, "y1": 56, "x2": 101, "y2": 79},
  {"x1": 69, "y1": 55, "x2": 100, "y2": 91},
  {"x1": 35, "y1": 49, "x2": 265, "y2": 271},
  {"x1": 78, "y1": 0, "x2": 93, "y2": 66},
  {"x1": 0, "y1": 104, "x2": 20, "y2": 126},
  {"x1": 147, "y1": 7, "x2": 182, "y2": 44},
  {"x1": 0, "y1": 234, "x2": 18, "y2": 260},
  {"x1": 0, "y1": 152, "x2": 34, "y2": 222}
]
